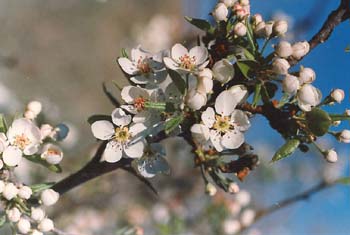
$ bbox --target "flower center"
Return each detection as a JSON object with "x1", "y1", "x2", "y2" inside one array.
[
  {"x1": 115, "y1": 127, "x2": 131, "y2": 143},
  {"x1": 134, "y1": 97, "x2": 146, "y2": 111},
  {"x1": 179, "y1": 54, "x2": 196, "y2": 70},
  {"x1": 137, "y1": 58, "x2": 151, "y2": 74},
  {"x1": 14, "y1": 134, "x2": 31, "y2": 150},
  {"x1": 47, "y1": 148, "x2": 60, "y2": 156},
  {"x1": 213, "y1": 115, "x2": 232, "y2": 133}
]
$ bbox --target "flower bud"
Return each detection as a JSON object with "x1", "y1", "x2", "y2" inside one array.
[
  {"x1": 234, "y1": 22, "x2": 247, "y2": 37},
  {"x1": 254, "y1": 21, "x2": 266, "y2": 38},
  {"x1": 240, "y1": 0, "x2": 249, "y2": 6},
  {"x1": 274, "y1": 41, "x2": 293, "y2": 58},
  {"x1": 6, "y1": 207, "x2": 21, "y2": 222},
  {"x1": 292, "y1": 41, "x2": 310, "y2": 59},
  {"x1": 252, "y1": 14, "x2": 263, "y2": 25},
  {"x1": 240, "y1": 209, "x2": 256, "y2": 227},
  {"x1": 233, "y1": 2, "x2": 250, "y2": 19},
  {"x1": 31, "y1": 230, "x2": 44, "y2": 235},
  {"x1": 41, "y1": 144, "x2": 63, "y2": 165},
  {"x1": 27, "y1": 101, "x2": 42, "y2": 116},
  {"x1": 212, "y1": 3, "x2": 228, "y2": 22},
  {"x1": 330, "y1": 89, "x2": 345, "y2": 103},
  {"x1": 3, "y1": 183, "x2": 19, "y2": 200},
  {"x1": 324, "y1": 149, "x2": 338, "y2": 163},
  {"x1": 197, "y1": 76, "x2": 213, "y2": 94},
  {"x1": 333, "y1": 120, "x2": 341, "y2": 126},
  {"x1": 38, "y1": 218, "x2": 54, "y2": 232},
  {"x1": 282, "y1": 74, "x2": 300, "y2": 94},
  {"x1": 263, "y1": 21, "x2": 274, "y2": 38},
  {"x1": 222, "y1": 219, "x2": 241, "y2": 235},
  {"x1": 31, "y1": 207, "x2": 45, "y2": 222},
  {"x1": 186, "y1": 89, "x2": 207, "y2": 111},
  {"x1": 297, "y1": 84, "x2": 322, "y2": 111},
  {"x1": 235, "y1": 190, "x2": 251, "y2": 206},
  {"x1": 41, "y1": 189, "x2": 59, "y2": 206},
  {"x1": 212, "y1": 59, "x2": 234, "y2": 83},
  {"x1": 345, "y1": 109, "x2": 350, "y2": 116},
  {"x1": 18, "y1": 218, "x2": 31, "y2": 234},
  {"x1": 336, "y1": 130, "x2": 350, "y2": 143},
  {"x1": 299, "y1": 67, "x2": 316, "y2": 84},
  {"x1": 273, "y1": 20, "x2": 288, "y2": 36},
  {"x1": 228, "y1": 182, "x2": 240, "y2": 194},
  {"x1": 272, "y1": 58, "x2": 290, "y2": 75},
  {"x1": 198, "y1": 68, "x2": 213, "y2": 80},
  {"x1": 220, "y1": 0, "x2": 235, "y2": 7},
  {"x1": 205, "y1": 183, "x2": 217, "y2": 196},
  {"x1": 40, "y1": 124, "x2": 54, "y2": 140},
  {"x1": 18, "y1": 185, "x2": 33, "y2": 200}
]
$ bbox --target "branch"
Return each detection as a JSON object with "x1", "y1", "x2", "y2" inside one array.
[
  {"x1": 238, "y1": 180, "x2": 336, "y2": 234},
  {"x1": 290, "y1": 0, "x2": 350, "y2": 65}
]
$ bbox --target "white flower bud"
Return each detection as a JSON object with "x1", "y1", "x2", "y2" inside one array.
[
  {"x1": 337, "y1": 130, "x2": 350, "y2": 143},
  {"x1": 292, "y1": 41, "x2": 310, "y2": 60},
  {"x1": 274, "y1": 41, "x2": 293, "y2": 58},
  {"x1": 273, "y1": 20, "x2": 288, "y2": 36},
  {"x1": 17, "y1": 218, "x2": 31, "y2": 234},
  {"x1": 252, "y1": 14, "x2": 263, "y2": 25},
  {"x1": 197, "y1": 76, "x2": 213, "y2": 94},
  {"x1": 233, "y1": 2, "x2": 250, "y2": 19},
  {"x1": 40, "y1": 124, "x2": 54, "y2": 140},
  {"x1": 254, "y1": 21, "x2": 266, "y2": 38},
  {"x1": 31, "y1": 207, "x2": 45, "y2": 222},
  {"x1": 3, "y1": 183, "x2": 19, "y2": 200},
  {"x1": 239, "y1": 0, "x2": 249, "y2": 6},
  {"x1": 222, "y1": 219, "x2": 241, "y2": 235},
  {"x1": 264, "y1": 21, "x2": 274, "y2": 38},
  {"x1": 240, "y1": 209, "x2": 256, "y2": 227},
  {"x1": 18, "y1": 185, "x2": 33, "y2": 200},
  {"x1": 38, "y1": 218, "x2": 54, "y2": 232},
  {"x1": 282, "y1": 74, "x2": 300, "y2": 94},
  {"x1": 299, "y1": 67, "x2": 316, "y2": 84},
  {"x1": 212, "y1": 59, "x2": 234, "y2": 83},
  {"x1": 235, "y1": 190, "x2": 251, "y2": 206},
  {"x1": 41, "y1": 189, "x2": 59, "y2": 206},
  {"x1": 227, "y1": 201, "x2": 241, "y2": 216},
  {"x1": 228, "y1": 182, "x2": 240, "y2": 194},
  {"x1": 41, "y1": 144, "x2": 63, "y2": 165},
  {"x1": 331, "y1": 89, "x2": 345, "y2": 103},
  {"x1": 206, "y1": 183, "x2": 217, "y2": 196},
  {"x1": 6, "y1": 207, "x2": 21, "y2": 222},
  {"x1": 212, "y1": 3, "x2": 228, "y2": 22},
  {"x1": 297, "y1": 84, "x2": 322, "y2": 112},
  {"x1": 220, "y1": 0, "x2": 236, "y2": 7},
  {"x1": 324, "y1": 149, "x2": 338, "y2": 163},
  {"x1": 27, "y1": 101, "x2": 42, "y2": 116},
  {"x1": 333, "y1": 120, "x2": 341, "y2": 126},
  {"x1": 234, "y1": 22, "x2": 247, "y2": 37},
  {"x1": 0, "y1": 180, "x2": 5, "y2": 193},
  {"x1": 272, "y1": 58, "x2": 290, "y2": 75},
  {"x1": 345, "y1": 109, "x2": 350, "y2": 116},
  {"x1": 31, "y1": 230, "x2": 44, "y2": 235},
  {"x1": 198, "y1": 68, "x2": 213, "y2": 80},
  {"x1": 24, "y1": 110, "x2": 36, "y2": 120}
]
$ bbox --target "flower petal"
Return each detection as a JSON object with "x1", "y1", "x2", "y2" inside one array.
[
  {"x1": 189, "y1": 46, "x2": 208, "y2": 65},
  {"x1": 163, "y1": 57, "x2": 179, "y2": 70},
  {"x1": 231, "y1": 110, "x2": 250, "y2": 131},
  {"x1": 201, "y1": 107, "x2": 216, "y2": 128},
  {"x1": 221, "y1": 131, "x2": 244, "y2": 149},
  {"x1": 129, "y1": 123, "x2": 147, "y2": 137},
  {"x1": 191, "y1": 124, "x2": 210, "y2": 143},
  {"x1": 91, "y1": 121, "x2": 114, "y2": 140},
  {"x1": 111, "y1": 108, "x2": 131, "y2": 127},
  {"x1": 3, "y1": 146, "x2": 22, "y2": 166},
  {"x1": 121, "y1": 86, "x2": 149, "y2": 104},
  {"x1": 23, "y1": 145, "x2": 39, "y2": 155},
  {"x1": 171, "y1": 43, "x2": 188, "y2": 61},
  {"x1": 124, "y1": 140, "x2": 145, "y2": 158},
  {"x1": 131, "y1": 46, "x2": 151, "y2": 61},
  {"x1": 102, "y1": 141, "x2": 123, "y2": 163},
  {"x1": 117, "y1": 58, "x2": 137, "y2": 75},
  {"x1": 215, "y1": 90, "x2": 236, "y2": 116},
  {"x1": 130, "y1": 75, "x2": 149, "y2": 84},
  {"x1": 209, "y1": 130, "x2": 224, "y2": 152}
]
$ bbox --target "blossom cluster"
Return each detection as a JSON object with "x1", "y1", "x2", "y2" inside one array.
[{"x1": 0, "y1": 101, "x2": 67, "y2": 234}]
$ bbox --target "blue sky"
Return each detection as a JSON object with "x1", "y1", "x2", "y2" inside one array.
[{"x1": 183, "y1": 0, "x2": 350, "y2": 234}]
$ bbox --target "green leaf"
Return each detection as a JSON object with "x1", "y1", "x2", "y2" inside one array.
[
  {"x1": 184, "y1": 16, "x2": 214, "y2": 33},
  {"x1": 145, "y1": 102, "x2": 166, "y2": 110},
  {"x1": 87, "y1": 115, "x2": 112, "y2": 125},
  {"x1": 252, "y1": 84, "x2": 261, "y2": 107},
  {"x1": 165, "y1": 115, "x2": 184, "y2": 135},
  {"x1": 0, "y1": 114, "x2": 8, "y2": 133},
  {"x1": 329, "y1": 114, "x2": 350, "y2": 121},
  {"x1": 121, "y1": 48, "x2": 129, "y2": 58},
  {"x1": 305, "y1": 108, "x2": 332, "y2": 136},
  {"x1": 167, "y1": 69, "x2": 186, "y2": 95},
  {"x1": 24, "y1": 155, "x2": 62, "y2": 173},
  {"x1": 336, "y1": 177, "x2": 350, "y2": 185},
  {"x1": 272, "y1": 138, "x2": 300, "y2": 162},
  {"x1": 30, "y1": 182, "x2": 56, "y2": 193},
  {"x1": 236, "y1": 61, "x2": 251, "y2": 79}
]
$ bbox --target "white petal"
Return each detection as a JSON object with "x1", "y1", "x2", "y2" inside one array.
[
  {"x1": 191, "y1": 124, "x2": 210, "y2": 143},
  {"x1": 215, "y1": 90, "x2": 236, "y2": 116},
  {"x1": 91, "y1": 121, "x2": 114, "y2": 140},
  {"x1": 130, "y1": 75, "x2": 149, "y2": 84},
  {"x1": 118, "y1": 58, "x2": 137, "y2": 75},
  {"x1": 121, "y1": 86, "x2": 149, "y2": 104},
  {"x1": 231, "y1": 110, "x2": 250, "y2": 131},
  {"x1": 229, "y1": 85, "x2": 249, "y2": 104},
  {"x1": 3, "y1": 146, "x2": 22, "y2": 166},
  {"x1": 124, "y1": 140, "x2": 145, "y2": 158},
  {"x1": 131, "y1": 46, "x2": 151, "y2": 61},
  {"x1": 7, "y1": 118, "x2": 32, "y2": 140},
  {"x1": 111, "y1": 108, "x2": 131, "y2": 127},
  {"x1": 201, "y1": 107, "x2": 216, "y2": 128},
  {"x1": 163, "y1": 57, "x2": 179, "y2": 70},
  {"x1": 121, "y1": 104, "x2": 138, "y2": 114},
  {"x1": 102, "y1": 141, "x2": 123, "y2": 163},
  {"x1": 133, "y1": 111, "x2": 151, "y2": 124},
  {"x1": 23, "y1": 145, "x2": 39, "y2": 155},
  {"x1": 129, "y1": 123, "x2": 147, "y2": 137},
  {"x1": 209, "y1": 130, "x2": 224, "y2": 152},
  {"x1": 171, "y1": 43, "x2": 188, "y2": 61},
  {"x1": 221, "y1": 131, "x2": 244, "y2": 149},
  {"x1": 189, "y1": 46, "x2": 208, "y2": 65}
]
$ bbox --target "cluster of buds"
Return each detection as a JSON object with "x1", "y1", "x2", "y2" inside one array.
[
  {"x1": 212, "y1": 0, "x2": 250, "y2": 23},
  {"x1": 252, "y1": 14, "x2": 288, "y2": 39}
]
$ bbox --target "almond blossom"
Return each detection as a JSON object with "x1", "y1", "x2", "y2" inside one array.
[{"x1": 91, "y1": 108, "x2": 147, "y2": 163}]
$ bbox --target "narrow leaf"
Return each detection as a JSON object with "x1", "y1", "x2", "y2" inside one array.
[
  {"x1": 0, "y1": 114, "x2": 8, "y2": 133},
  {"x1": 272, "y1": 138, "x2": 300, "y2": 162},
  {"x1": 184, "y1": 16, "x2": 214, "y2": 33},
  {"x1": 30, "y1": 182, "x2": 56, "y2": 193},
  {"x1": 236, "y1": 61, "x2": 251, "y2": 79},
  {"x1": 252, "y1": 84, "x2": 261, "y2": 108},
  {"x1": 24, "y1": 155, "x2": 62, "y2": 173},
  {"x1": 167, "y1": 69, "x2": 186, "y2": 95},
  {"x1": 165, "y1": 115, "x2": 184, "y2": 135}
]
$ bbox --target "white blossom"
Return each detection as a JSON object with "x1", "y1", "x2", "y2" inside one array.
[
  {"x1": 206, "y1": 183, "x2": 217, "y2": 196},
  {"x1": 212, "y1": 59, "x2": 234, "y2": 84},
  {"x1": 41, "y1": 144, "x2": 63, "y2": 165},
  {"x1": 41, "y1": 189, "x2": 59, "y2": 206},
  {"x1": 186, "y1": 89, "x2": 207, "y2": 110},
  {"x1": 220, "y1": 0, "x2": 236, "y2": 7},
  {"x1": 27, "y1": 101, "x2": 42, "y2": 116},
  {"x1": 91, "y1": 108, "x2": 147, "y2": 163},
  {"x1": 234, "y1": 22, "x2": 247, "y2": 37},
  {"x1": 235, "y1": 190, "x2": 251, "y2": 207},
  {"x1": 228, "y1": 182, "x2": 240, "y2": 194},
  {"x1": 299, "y1": 67, "x2": 316, "y2": 84},
  {"x1": 252, "y1": 14, "x2": 263, "y2": 25},
  {"x1": 273, "y1": 20, "x2": 288, "y2": 36},
  {"x1": 31, "y1": 207, "x2": 45, "y2": 222},
  {"x1": 331, "y1": 89, "x2": 345, "y2": 103},
  {"x1": 3, "y1": 183, "x2": 18, "y2": 200},
  {"x1": 197, "y1": 68, "x2": 214, "y2": 94},
  {"x1": 297, "y1": 84, "x2": 322, "y2": 111},
  {"x1": 282, "y1": 74, "x2": 300, "y2": 94},
  {"x1": 263, "y1": 21, "x2": 274, "y2": 38},
  {"x1": 222, "y1": 219, "x2": 241, "y2": 235},
  {"x1": 240, "y1": 209, "x2": 256, "y2": 227},
  {"x1": 233, "y1": 2, "x2": 250, "y2": 19},
  {"x1": 254, "y1": 21, "x2": 266, "y2": 38},
  {"x1": 6, "y1": 207, "x2": 21, "y2": 222},
  {"x1": 324, "y1": 149, "x2": 338, "y2": 163},
  {"x1": 164, "y1": 43, "x2": 208, "y2": 72},
  {"x1": 17, "y1": 218, "x2": 31, "y2": 234},
  {"x1": 274, "y1": 41, "x2": 293, "y2": 58},
  {"x1": 18, "y1": 185, "x2": 32, "y2": 200},
  {"x1": 292, "y1": 41, "x2": 310, "y2": 60},
  {"x1": 272, "y1": 58, "x2": 290, "y2": 75},
  {"x1": 38, "y1": 218, "x2": 54, "y2": 232},
  {"x1": 31, "y1": 230, "x2": 44, "y2": 235},
  {"x1": 337, "y1": 130, "x2": 350, "y2": 143},
  {"x1": 212, "y1": 3, "x2": 229, "y2": 22}
]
